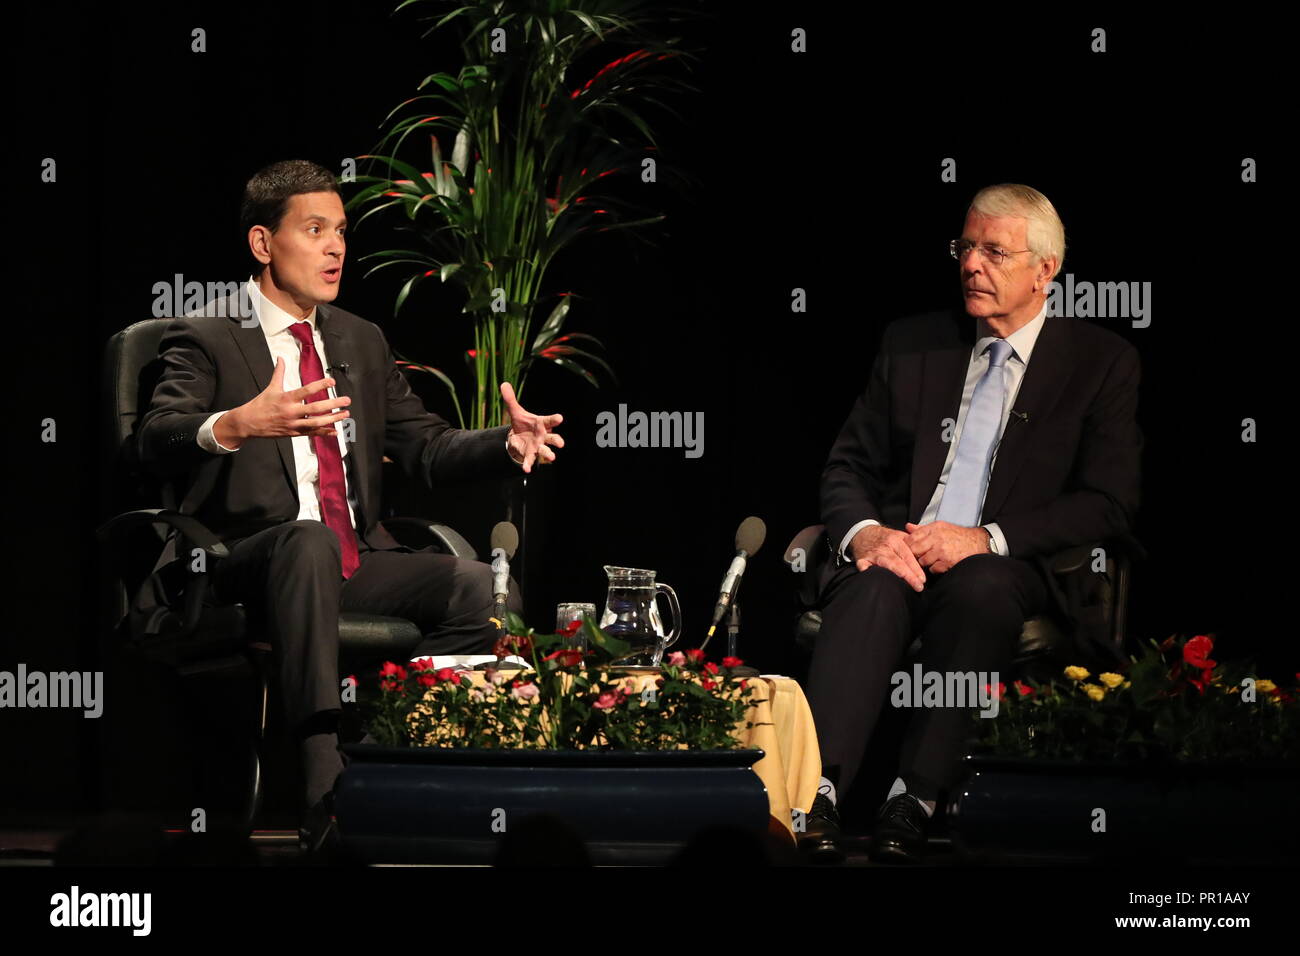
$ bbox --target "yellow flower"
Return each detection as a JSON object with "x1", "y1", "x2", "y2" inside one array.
[
  {"x1": 1255, "y1": 679, "x2": 1277, "y2": 694},
  {"x1": 1099, "y1": 672, "x2": 1124, "y2": 688},
  {"x1": 1064, "y1": 666, "x2": 1091, "y2": 681},
  {"x1": 1083, "y1": 683, "x2": 1107, "y2": 701}
]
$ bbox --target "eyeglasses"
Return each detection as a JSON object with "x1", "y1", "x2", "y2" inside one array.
[{"x1": 949, "y1": 239, "x2": 1032, "y2": 267}]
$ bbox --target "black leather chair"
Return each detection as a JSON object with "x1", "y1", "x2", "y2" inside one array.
[
  {"x1": 784, "y1": 524, "x2": 1143, "y2": 680},
  {"x1": 96, "y1": 318, "x2": 480, "y2": 831}
]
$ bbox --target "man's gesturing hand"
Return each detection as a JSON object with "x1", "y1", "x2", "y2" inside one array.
[
  {"x1": 213, "y1": 356, "x2": 350, "y2": 450},
  {"x1": 501, "y1": 381, "x2": 563, "y2": 474},
  {"x1": 904, "y1": 521, "x2": 989, "y2": 574},
  {"x1": 849, "y1": 524, "x2": 926, "y2": 592}
]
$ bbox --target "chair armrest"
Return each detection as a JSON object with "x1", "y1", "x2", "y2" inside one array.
[
  {"x1": 379, "y1": 517, "x2": 478, "y2": 560},
  {"x1": 1047, "y1": 534, "x2": 1146, "y2": 576},
  {"x1": 96, "y1": 508, "x2": 229, "y2": 558},
  {"x1": 1047, "y1": 543, "x2": 1095, "y2": 575},
  {"x1": 96, "y1": 509, "x2": 228, "y2": 642}
]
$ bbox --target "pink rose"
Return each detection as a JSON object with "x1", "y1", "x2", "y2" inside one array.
[
  {"x1": 511, "y1": 682, "x2": 540, "y2": 701},
  {"x1": 666, "y1": 651, "x2": 687, "y2": 667},
  {"x1": 593, "y1": 692, "x2": 620, "y2": 710}
]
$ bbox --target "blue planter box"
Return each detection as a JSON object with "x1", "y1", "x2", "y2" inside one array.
[
  {"x1": 948, "y1": 755, "x2": 1300, "y2": 863},
  {"x1": 334, "y1": 744, "x2": 770, "y2": 865}
]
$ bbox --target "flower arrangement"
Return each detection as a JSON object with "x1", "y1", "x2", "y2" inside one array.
[
  {"x1": 365, "y1": 613, "x2": 764, "y2": 750},
  {"x1": 974, "y1": 634, "x2": 1299, "y2": 763}
]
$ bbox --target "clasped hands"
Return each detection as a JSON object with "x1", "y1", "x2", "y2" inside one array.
[{"x1": 849, "y1": 521, "x2": 991, "y2": 592}]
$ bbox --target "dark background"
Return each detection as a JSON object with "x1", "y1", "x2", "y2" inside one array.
[{"x1": 6, "y1": 3, "x2": 1284, "y2": 817}]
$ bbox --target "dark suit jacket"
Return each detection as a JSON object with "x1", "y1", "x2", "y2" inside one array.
[
  {"x1": 129, "y1": 291, "x2": 519, "y2": 635},
  {"x1": 819, "y1": 307, "x2": 1142, "y2": 664}
]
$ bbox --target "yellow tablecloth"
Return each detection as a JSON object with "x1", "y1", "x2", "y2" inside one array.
[{"x1": 746, "y1": 676, "x2": 822, "y2": 840}]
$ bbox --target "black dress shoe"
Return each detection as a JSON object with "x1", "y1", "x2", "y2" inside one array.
[
  {"x1": 299, "y1": 792, "x2": 339, "y2": 860},
  {"x1": 799, "y1": 793, "x2": 845, "y2": 864},
  {"x1": 869, "y1": 793, "x2": 928, "y2": 864}
]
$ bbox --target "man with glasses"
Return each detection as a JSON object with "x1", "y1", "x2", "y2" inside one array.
[{"x1": 802, "y1": 184, "x2": 1141, "y2": 862}]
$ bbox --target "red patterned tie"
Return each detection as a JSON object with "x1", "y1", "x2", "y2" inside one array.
[{"x1": 288, "y1": 321, "x2": 360, "y2": 579}]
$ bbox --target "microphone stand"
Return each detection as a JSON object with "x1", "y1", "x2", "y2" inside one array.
[{"x1": 728, "y1": 598, "x2": 759, "y2": 681}]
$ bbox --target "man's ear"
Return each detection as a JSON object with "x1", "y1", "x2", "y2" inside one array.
[
  {"x1": 1032, "y1": 256, "x2": 1055, "y2": 293},
  {"x1": 248, "y1": 224, "x2": 273, "y2": 268}
]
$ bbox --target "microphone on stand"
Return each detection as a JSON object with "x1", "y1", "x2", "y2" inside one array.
[
  {"x1": 701, "y1": 516, "x2": 766, "y2": 652},
  {"x1": 489, "y1": 521, "x2": 519, "y2": 632}
]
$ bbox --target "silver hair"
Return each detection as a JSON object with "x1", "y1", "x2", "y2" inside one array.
[{"x1": 968, "y1": 184, "x2": 1066, "y2": 279}]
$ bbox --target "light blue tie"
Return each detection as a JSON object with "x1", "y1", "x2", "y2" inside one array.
[{"x1": 936, "y1": 338, "x2": 1014, "y2": 527}]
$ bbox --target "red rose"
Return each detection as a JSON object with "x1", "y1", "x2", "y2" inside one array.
[
  {"x1": 435, "y1": 667, "x2": 457, "y2": 683},
  {"x1": 1014, "y1": 680, "x2": 1033, "y2": 698},
  {"x1": 704, "y1": 661, "x2": 719, "y2": 676},
  {"x1": 410, "y1": 657, "x2": 436, "y2": 672},
  {"x1": 722, "y1": 656, "x2": 743, "y2": 669},
  {"x1": 701, "y1": 679, "x2": 716, "y2": 691},
  {"x1": 379, "y1": 661, "x2": 407, "y2": 679},
  {"x1": 686, "y1": 648, "x2": 706, "y2": 664},
  {"x1": 1183, "y1": 635, "x2": 1216, "y2": 670},
  {"x1": 417, "y1": 673, "x2": 437, "y2": 688}
]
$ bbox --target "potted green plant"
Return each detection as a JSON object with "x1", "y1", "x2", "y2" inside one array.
[
  {"x1": 949, "y1": 635, "x2": 1299, "y2": 863},
  {"x1": 347, "y1": 0, "x2": 699, "y2": 425},
  {"x1": 335, "y1": 614, "x2": 771, "y2": 863},
  {"x1": 347, "y1": 0, "x2": 698, "y2": 569}
]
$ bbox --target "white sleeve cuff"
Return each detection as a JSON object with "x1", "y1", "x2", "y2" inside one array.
[
  {"x1": 199, "y1": 411, "x2": 239, "y2": 454},
  {"x1": 839, "y1": 519, "x2": 880, "y2": 562}
]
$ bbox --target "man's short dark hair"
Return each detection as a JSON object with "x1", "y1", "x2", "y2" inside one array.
[{"x1": 240, "y1": 159, "x2": 341, "y2": 274}]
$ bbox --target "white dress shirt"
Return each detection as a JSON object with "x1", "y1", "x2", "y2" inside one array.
[
  {"x1": 197, "y1": 278, "x2": 359, "y2": 529},
  {"x1": 839, "y1": 301, "x2": 1048, "y2": 562}
]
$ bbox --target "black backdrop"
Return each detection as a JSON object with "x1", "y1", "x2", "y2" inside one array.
[{"x1": 6, "y1": 3, "x2": 1285, "y2": 815}]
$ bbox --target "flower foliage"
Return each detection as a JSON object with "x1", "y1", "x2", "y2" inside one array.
[
  {"x1": 974, "y1": 634, "x2": 1299, "y2": 763},
  {"x1": 344, "y1": 0, "x2": 699, "y2": 429},
  {"x1": 365, "y1": 612, "x2": 763, "y2": 750}
]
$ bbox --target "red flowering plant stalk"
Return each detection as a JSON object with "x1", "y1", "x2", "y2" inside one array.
[
  {"x1": 364, "y1": 613, "x2": 764, "y2": 750},
  {"x1": 973, "y1": 634, "x2": 1299, "y2": 763}
]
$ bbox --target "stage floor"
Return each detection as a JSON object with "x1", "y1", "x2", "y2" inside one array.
[{"x1": 0, "y1": 820, "x2": 957, "y2": 867}]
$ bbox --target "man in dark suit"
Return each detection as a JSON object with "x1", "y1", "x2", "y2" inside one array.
[
  {"x1": 803, "y1": 184, "x2": 1141, "y2": 863},
  {"x1": 136, "y1": 159, "x2": 564, "y2": 845}
]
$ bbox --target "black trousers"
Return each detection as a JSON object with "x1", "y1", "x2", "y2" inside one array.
[
  {"x1": 210, "y1": 519, "x2": 521, "y2": 733},
  {"x1": 805, "y1": 553, "x2": 1046, "y2": 803}
]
